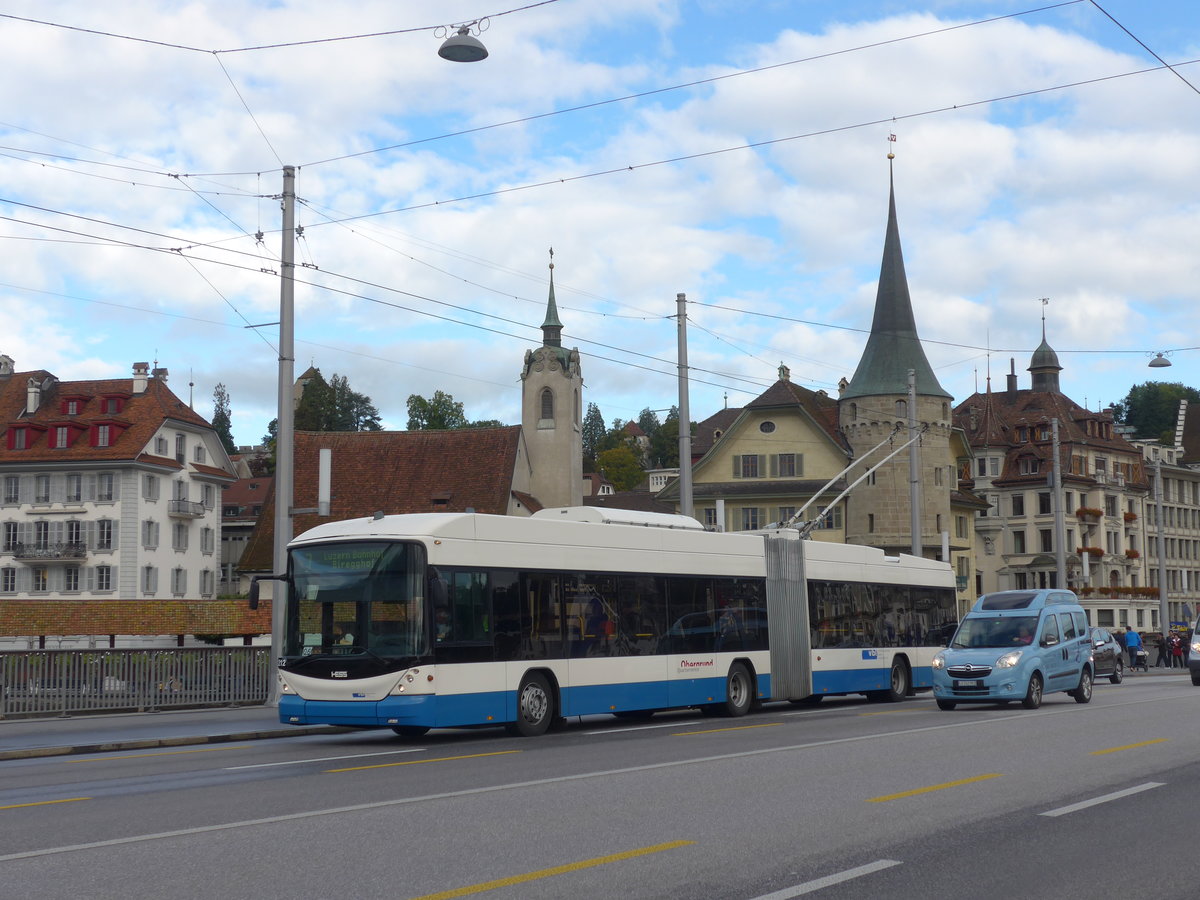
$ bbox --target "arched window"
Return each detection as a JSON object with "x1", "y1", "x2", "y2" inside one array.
[
  {"x1": 540, "y1": 388, "x2": 554, "y2": 421},
  {"x1": 849, "y1": 403, "x2": 857, "y2": 421},
  {"x1": 895, "y1": 399, "x2": 907, "y2": 418}
]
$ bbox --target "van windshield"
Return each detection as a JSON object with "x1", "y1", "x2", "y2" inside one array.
[{"x1": 951, "y1": 616, "x2": 1039, "y2": 649}]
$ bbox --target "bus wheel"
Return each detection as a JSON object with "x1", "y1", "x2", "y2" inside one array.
[
  {"x1": 390, "y1": 725, "x2": 429, "y2": 738},
  {"x1": 720, "y1": 663, "x2": 753, "y2": 717},
  {"x1": 508, "y1": 673, "x2": 553, "y2": 737},
  {"x1": 883, "y1": 660, "x2": 909, "y2": 703}
]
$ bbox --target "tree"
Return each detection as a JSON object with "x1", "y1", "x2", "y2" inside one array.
[
  {"x1": 596, "y1": 445, "x2": 645, "y2": 491},
  {"x1": 582, "y1": 402, "x2": 606, "y2": 468},
  {"x1": 1111, "y1": 381, "x2": 1200, "y2": 443},
  {"x1": 210, "y1": 383, "x2": 236, "y2": 455},
  {"x1": 407, "y1": 391, "x2": 468, "y2": 430},
  {"x1": 294, "y1": 369, "x2": 382, "y2": 432}
]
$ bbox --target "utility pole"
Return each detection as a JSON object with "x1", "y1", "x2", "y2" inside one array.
[
  {"x1": 908, "y1": 369, "x2": 921, "y2": 557},
  {"x1": 1155, "y1": 456, "x2": 1169, "y2": 640},
  {"x1": 1052, "y1": 418, "x2": 1066, "y2": 587},
  {"x1": 270, "y1": 164, "x2": 296, "y2": 704},
  {"x1": 675, "y1": 292, "x2": 693, "y2": 518}
]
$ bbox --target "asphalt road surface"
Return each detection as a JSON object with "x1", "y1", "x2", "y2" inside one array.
[{"x1": 2, "y1": 675, "x2": 1198, "y2": 900}]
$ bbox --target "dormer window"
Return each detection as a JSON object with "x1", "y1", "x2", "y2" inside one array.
[
  {"x1": 102, "y1": 398, "x2": 121, "y2": 414},
  {"x1": 54, "y1": 426, "x2": 70, "y2": 449},
  {"x1": 67, "y1": 400, "x2": 79, "y2": 415},
  {"x1": 8, "y1": 427, "x2": 27, "y2": 450},
  {"x1": 95, "y1": 424, "x2": 111, "y2": 448}
]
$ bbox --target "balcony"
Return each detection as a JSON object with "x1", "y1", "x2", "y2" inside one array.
[
  {"x1": 168, "y1": 499, "x2": 205, "y2": 518},
  {"x1": 12, "y1": 542, "x2": 87, "y2": 562}
]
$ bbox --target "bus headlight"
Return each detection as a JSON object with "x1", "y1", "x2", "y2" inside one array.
[
  {"x1": 931, "y1": 652, "x2": 946, "y2": 670},
  {"x1": 996, "y1": 650, "x2": 1023, "y2": 668}
]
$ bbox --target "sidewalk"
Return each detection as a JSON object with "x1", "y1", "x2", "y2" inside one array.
[{"x1": 0, "y1": 705, "x2": 347, "y2": 761}]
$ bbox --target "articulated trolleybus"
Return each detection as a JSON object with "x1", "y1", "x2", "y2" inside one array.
[{"x1": 265, "y1": 507, "x2": 956, "y2": 736}]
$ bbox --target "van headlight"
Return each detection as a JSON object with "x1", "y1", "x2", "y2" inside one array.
[
  {"x1": 996, "y1": 650, "x2": 1023, "y2": 668},
  {"x1": 931, "y1": 652, "x2": 946, "y2": 670}
]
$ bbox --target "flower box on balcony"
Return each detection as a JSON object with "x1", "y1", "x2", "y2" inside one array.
[
  {"x1": 1125, "y1": 549, "x2": 1140, "y2": 559},
  {"x1": 1076, "y1": 507, "x2": 1103, "y2": 521},
  {"x1": 1077, "y1": 546, "x2": 1104, "y2": 558},
  {"x1": 1123, "y1": 511, "x2": 1138, "y2": 523}
]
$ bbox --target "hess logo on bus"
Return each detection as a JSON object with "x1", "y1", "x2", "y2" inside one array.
[{"x1": 332, "y1": 671, "x2": 348, "y2": 678}]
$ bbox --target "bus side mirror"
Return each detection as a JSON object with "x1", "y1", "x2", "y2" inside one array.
[{"x1": 248, "y1": 575, "x2": 286, "y2": 610}]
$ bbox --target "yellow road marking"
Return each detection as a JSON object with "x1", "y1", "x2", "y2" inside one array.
[
  {"x1": 674, "y1": 722, "x2": 781, "y2": 736},
  {"x1": 868, "y1": 773, "x2": 1002, "y2": 802},
  {"x1": 859, "y1": 710, "x2": 908, "y2": 716},
  {"x1": 406, "y1": 840, "x2": 696, "y2": 900},
  {"x1": 67, "y1": 745, "x2": 251, "y2": 763},
  {"x1": 1091, "y1": 738, "x2": 1167, "y2": 755},
  {"x1": 1, "y1": 797, "x2": 90, "y2": 811},
  {"x1": 327, "y1": 750, "x2": 520, "y2": 772}
]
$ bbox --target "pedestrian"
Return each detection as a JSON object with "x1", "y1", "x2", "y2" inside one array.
[
  {"x1": 1124, "y1": 626, "x2": 1143, "y2": 672},
  {"x1": 1114, "y1": 626, "x2": 1126, "y2": 663},
  {"x1": 1155, "y1": 632, "x2": 1170, "y2": 668},
  {"x1": 1170, "y1": 632, "x2": 1184, "y2": 668}
]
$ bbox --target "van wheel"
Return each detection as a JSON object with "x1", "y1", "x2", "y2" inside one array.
[
  {"x1": 507, "y1": 673, "x2": 553, "y2": 737},
  {"x1": 936, "y1": 699, "x2": 957, "y2": 711},
  {"x1": 1021, "y1": 672, "x2": 1044, "y2": 710},
  {"x1": 1110, "y1": 660, "x2": 1124, "y2": 685},
  {"x1": 1071, "y1": 668, "x2": 1093, "y2": 704},
  {"x1": 719, "y1": 663, "x2": 753, "y2": 717}
]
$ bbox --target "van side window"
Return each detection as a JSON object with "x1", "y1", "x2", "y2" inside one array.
[
  {"x1": 1061, "y1": 613, "x2": 1077, "y2": 640},
  {"x1": 1042, "y1": 615, "x2": 1060, "y2": 645},
  {"x1": 1073, "y1": 611, "x2": 1087, "y2": 636}
]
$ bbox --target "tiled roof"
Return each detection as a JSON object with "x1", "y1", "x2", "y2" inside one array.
[
  {"x1": 691, "y1": 408, "x2": 741, "y2": 458},
  {"x1": 745, "y1": 379, "x2": 846, "y2": 448},
  {"x1": 0, "y1": 600, "x2": 270, "y2": 637},
  {"x1": 0, "y1": 368, "x2": 215, "y2": 466},
  {"x1": 239, "y1": 426, "x2": 526, "y2": 572}
]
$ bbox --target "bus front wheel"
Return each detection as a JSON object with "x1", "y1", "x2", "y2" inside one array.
[
  {"x1": 391, "y1": 725, "x2": 429, "y2": 738},
  {"x1": 719, "y1": 662, "x2": 753, "y2": 717},
  {"x1": 508, "y1": 672, "x2": 554, "y2": 737}
]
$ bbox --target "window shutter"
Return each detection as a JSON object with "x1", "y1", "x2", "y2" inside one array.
[
  {"x1": 732, "y1": 455, "x2": 741, "y2": 478},
  {"x1": 51, "y1": 475, "x2": 65, "y2": 503},
  {"x1": 769, "y1": 455, "x2": 778, "y2": 478},
  {"x1": 796, "y1": 454, "x2": 804, "y2": 477},
  {"x1": 16, "y1": 567, "x2": 32, "y2": 592},
  {"x1": 50, "y1": 521, "x2": 63, "y2": 544},
  {"x1": 758, "y1": 455, "x2": 767, "y2": 477}
]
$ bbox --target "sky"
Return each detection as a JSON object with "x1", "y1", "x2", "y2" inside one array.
[{"x1": 1, "y1": 0, "x2": 1198, "y2": 449}]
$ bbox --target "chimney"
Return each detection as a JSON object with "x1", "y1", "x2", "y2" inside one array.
[
  {"x1": 132, "y1": 362, "x2": 150, "y2": 394},
  {"x1": 1006, "y1": 358, "x2": 1018, "y2": 399},
  {"x1": 151, "y1": 366, "x2": 168, "y2": 385},
  {"x1": 26, "y1": 376, "x2": 41, "y2": 414},
  {"x1": 0, "y1": 354, "x2": 13, "y2": 377}
]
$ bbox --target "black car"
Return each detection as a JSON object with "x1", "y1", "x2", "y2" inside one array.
[{"x1": 1089, "y1": 626, "x2": 1124, "y2": 684}]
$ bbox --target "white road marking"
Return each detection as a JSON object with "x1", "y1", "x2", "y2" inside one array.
[
  {"x1": 1039, "y1": 782, "x2": 1164, "y2": 817},
  {"x1": 750, "y1": 859, "x2": 902, "y2": 898},
  {"x1": 224, "y1": 748, "x2": 425, "y2": 770}
]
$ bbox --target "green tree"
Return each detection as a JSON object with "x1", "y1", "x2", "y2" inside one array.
[
  {"x1": 1111, "y1": 381, "x2": 1200, "y2": 443},
  {"x1": 650, "y1": 411, "x2": 682, "y2": 468},
  {"x1": 596, "y1": 445, "x2": 645, "y2": 491},
  {"x1": 210, "y1": 383, "x2": 236, "y2": 455},
  {"x1": 407, "y1": 390, "x2": 468, "y2": 430},
  {"x1": 582, "y1": 402, "x2": 606, "y2": 468},
  {"x1": 294, "y1": 369, "x2": 382, "y2": 432}
]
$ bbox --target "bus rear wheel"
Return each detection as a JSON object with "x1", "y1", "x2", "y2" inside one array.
[
  {"x1": 508, "y1": 672, "x2": 553, "y2": 737},
  {"x1": 390, "y1": 725, "x2": 429, "y2": 738},
  {"x1": 719, "y1": 662, "x2": 753, "y2": 717}
]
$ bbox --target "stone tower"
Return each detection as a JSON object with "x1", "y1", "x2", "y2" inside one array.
[
  {"x1": 839, "y1": 164, "x2": 956, "y2": 557},
  {"x1": 521, "y1": 251, "x2": 583, "y2": 508}
]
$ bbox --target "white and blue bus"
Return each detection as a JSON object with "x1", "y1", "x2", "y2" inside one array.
[{"x1": 260, "y1": 507, "x2": 957, "y2": 736}]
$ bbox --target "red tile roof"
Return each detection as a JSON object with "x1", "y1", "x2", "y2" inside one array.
[
  {"x1": 239, "y1": 427, "x2": 527, "y2": 572},
  {"x1": 0, "y1": 600, "x2": 270, "y2": 637}
]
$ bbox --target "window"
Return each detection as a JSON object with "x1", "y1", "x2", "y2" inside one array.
[
  {"x1": 868, "y1": 513, "x2": 875, "y2": 533},
  {"x1": 759, "y1": 421, "x2": 776, "y2": 434},
  {"x1": 1012, "y1": 494, "x2": 1025, "y2": 517},
  {"x1": 778, "y1": 506, "x2": 796, "y2": 525},
  {"x1": 1013, "y1": 530, "x2": 1027, "y2": 554},
  {"x1": 95, "y1": 425, "x2": 111, "y2": 447},
  {"x1": 2, "y1": 522, "x2": 16, "y2": 552},
  {"x1": 740, "y1": 507, "x2": 762, "y2": 531},
  {"x1": 66, "y1": 474, "x2": 82, "y2": 503},
  {"x1": 702, "y1": 508, "x2": 718, "y2": 530},
  {"x1": 66, "y1": 520, "x2": 81, "y2": 546},
  {"x1": 201, "y1": 569, "x2": 214, "y2": 596},
  {"x1": 539, "y1": 388, "x2": 554, "y2": 421},
  {"x1": 733, "y1": 455, "x2": 762, "y2": 478},
  {"x1": 194, "y1": 444, "x2": 206, "y2": 464},
  {"x1": 173, "y1": 480, "x2": 187, "y2": 501},
  {"x1": 142, "y1": 565, "x2": 158, "y2": 593},
  {"x1": 143, "y1": 475, "x2": 159, "y2": 500},
  {"x1": 54, "y1": 426, "x2": 70, "y2": 449},
  {"x1": 201, "y1": 526, "x2": 214, "y2": 554},
  {"x1": 1040, "y1": 529, "x2": 1053, "y2": 553},
  {"x1": 773, "y1": 453, "x2": 799, "y2": 478},
  {"x1": 97, "y1": 474, "x2": 114, "y2": 502},
  {"x1": 895, "y1": 399, "x2": 907, "y2": 417},
  {"x1": 175, "y1": 434, "x2": 185, "y2": 463},
  {"x1": 1038, "y1": 492, "x2": 1051, "y2": 515},
  {"x1": 95, "y1": 565, "x2": 112, "y2": 592},
  {"x1": 32, "y1": 567, "x2": 48, "y2": 592},
  {"x1": 171, "y1": 568, "x2": 187, "y2": 595},
  {"x1": 173, "y1": 522, "x2": 189, "y2": 551},
  {"x1": 66, "y1": 399, "x2": 79, "y2": 415},
  {"x1": 64, "y1": 566, "x2": 79, "y2": 592},
  {"x1": 3, "y1": 475, "x2": 18, "y2": 504},
  {"x1": 1105, "y1": 495, "x2": 1118, "y2": 517},
  {"x1": 0, "y1": 567, "x2": 14, "y2": 592},
  {"x1": 956, "y1": 515, "x2": 968, "y2": 539},
  {"x1": 33, "y1": 475, "x2": 50, "y2": 503},
  {"x1": 1018, "y1": 457, "x2": 1041, "y2": 475},
  {"x1": 977, "y1": 458, "x2": 988, "y2": 477},
  {"x1": 156, "y1": 436, "x2": 168, "y2": 455},
  {"x1": 202, "y1": 484, "x2": 214, "y2": 508},
  {"x1": 11, "y1": 428, "x2": 26, "y2": 450},
  {"x1": 142, "y1": 520, "x2": 159, "y2": 549},
  {"x1": 934, "y1": 467, "x2": 944, "y2": 486},
  {"x1": 34, "y1": 521, "x2": 49, "y2": 550},
  {"x1": 96, "y1": 519, "x2": 113, "y2": 550},
  {"x1": 817, "y1": 506, "x2": 843, "y2": 530}
]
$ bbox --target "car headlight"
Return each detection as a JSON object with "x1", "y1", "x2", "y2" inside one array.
[
  {"x1": 932, "y1": 652, "x2": 946, "y2": 670},
  {"x1": 995, "y1": 650, "x2": 1023, "y2": 668},
  {"x1": 1191, "y1": 641, "x2": 1200, "y2": 655}
]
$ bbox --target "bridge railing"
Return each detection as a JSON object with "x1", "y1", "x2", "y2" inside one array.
[{"x1": 0, "y1": 647, "x2": 271, "y2": 718}]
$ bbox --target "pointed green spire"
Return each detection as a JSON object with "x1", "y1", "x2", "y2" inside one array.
[
  {"x1": 842, "y1": 164, "x2": 950, "y2": 400},
  {"x1": 542, "y1": 247, "x2": 563, "y2": 346}
]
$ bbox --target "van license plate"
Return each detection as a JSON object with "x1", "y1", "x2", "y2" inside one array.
[{"x1": 954, "y1": 679, "x2": 983, "y2": 688}]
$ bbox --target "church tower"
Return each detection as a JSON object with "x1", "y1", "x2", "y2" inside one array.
[
  {"x1": 521, "y1": 251, "x2": 583, "y2": 508},
  {"x1": 839, "y1": 160, "x2": 956, "y2": 557}
]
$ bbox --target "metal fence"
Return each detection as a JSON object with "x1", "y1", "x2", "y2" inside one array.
[{"x1": 0, "y1": 647, "x2": 271, "y2": 718}]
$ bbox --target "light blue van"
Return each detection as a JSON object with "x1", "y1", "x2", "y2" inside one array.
[{"x1": 932, "y1": 589, "x2": 1093, "y2": 710}]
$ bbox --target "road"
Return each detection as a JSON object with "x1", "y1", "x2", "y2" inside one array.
[{"x1": 2, "y1": 675, "x2": 1198, "y2": 899}]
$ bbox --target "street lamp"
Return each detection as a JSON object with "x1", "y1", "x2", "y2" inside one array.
[
  {"x1": 268, "y1": 29, "x2": 490, "y2": 704},
  {"x1": 1149, "y1": 352, "x2": 1172, "y2": 368}
]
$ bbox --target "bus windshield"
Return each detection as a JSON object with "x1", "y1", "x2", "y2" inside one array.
[{"x1": 284, "y1": 541, "x2": 427, "y2": 660}]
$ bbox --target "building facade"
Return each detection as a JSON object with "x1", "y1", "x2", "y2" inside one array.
[{"x1": 0, "y1": 358, "x2": 236, "y2": 602}]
